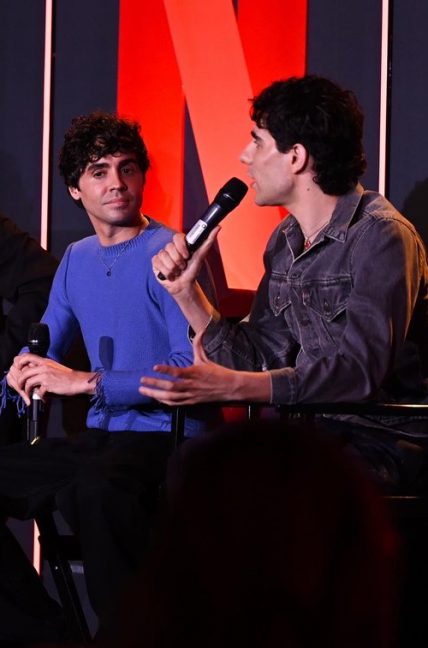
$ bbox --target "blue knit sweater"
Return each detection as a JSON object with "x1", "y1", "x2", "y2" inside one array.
[{"x1": 35, "y1": 219, "x2": 202, "y2": 434}]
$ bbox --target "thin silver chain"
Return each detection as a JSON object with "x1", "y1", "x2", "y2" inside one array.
[{"x1": 97, "y1": 238, "x2": 135, "y2": 276}]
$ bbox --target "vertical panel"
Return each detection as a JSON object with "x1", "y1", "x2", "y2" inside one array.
[
  {"x1": 40, "y1": 0, "x2": 54, "y2": 251},
  {"x1": 388, "y1": 0, "x2": 428, "y2": 248},
  {"x1": 238, "y1": 0, "x2": 307, "y2": 94},
  {"x1": 306, "y1": 0, "x2": 382, "y2": 192},
  {"x1": 0, "y1": 1, "x2": 45, "y2": 239},
  {"x1": 378, "y1": 0, "x2": 392, "y2": 197},
  {"x1": 117, "y1": 0, "x2": 185, "y2": 232},
  {"x1": 49, "y1": 0, "x2": 119, "y2": 259}
]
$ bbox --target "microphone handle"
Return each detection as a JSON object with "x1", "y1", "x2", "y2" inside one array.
[
  {"x1": 26, "y1": 322, "x2": 50, "y2": 443},
  {"x1": 157, "y1": 204, "x2": 223, "y2": 281},
  {"x1": 27, "y1": 392, "x2": 43, "y2": 444},
  {"x1": 185, "y1": 203, "x2": 223, "y2": 252}
]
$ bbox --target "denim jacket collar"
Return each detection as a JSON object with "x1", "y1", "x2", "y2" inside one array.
[{"x1": 283, "y1": 183, "x2": 365, "y2": 244}]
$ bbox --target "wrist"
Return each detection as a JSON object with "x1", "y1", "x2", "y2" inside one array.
[
  {"x1": 81, "y1": 371, "x2": 99, "y2": 396},
  {"x1": 232, "y1": 370, "x2": 272, "y2": 403},
  {"x1": 176, "y1": 283, "x2": 217, "y2": 334},
  {"x1": 173, "y1": 282, "x2": 200, "y2": 308}
]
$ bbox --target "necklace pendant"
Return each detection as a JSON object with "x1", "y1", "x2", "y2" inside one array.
[
  {"x1": 106, "y1": 269, "x2": 112, "y2": 277},
  {"x1": 303, "y1": 239, "x2": 312, "y2": 250}
]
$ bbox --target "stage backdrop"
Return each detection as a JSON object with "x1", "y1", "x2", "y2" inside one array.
[
  {"x1": 2, "y1": 0, "x2": 397, "y2": 294},
  {"x1": 0, "y1": 0, "x2": 427, "y2": 594}
]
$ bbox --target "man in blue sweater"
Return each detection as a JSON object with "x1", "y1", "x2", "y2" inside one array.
[{"x1": 2, "y1": 111, "x2": 207, "y2": 643}]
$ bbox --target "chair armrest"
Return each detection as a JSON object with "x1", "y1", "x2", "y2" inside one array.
[{"x1": 171, "y1": 401, "x2": 428, "y2": 447}]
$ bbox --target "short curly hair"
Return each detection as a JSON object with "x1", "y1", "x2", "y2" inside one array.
[
  {"x1": 251, "y1": 75, "x2": 367, "y2": 195},
  {"x1": 58, "y1": 111, "x2": 150, "y2": 189}
]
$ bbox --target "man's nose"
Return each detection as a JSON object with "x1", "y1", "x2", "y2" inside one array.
[
  {"x1": 240, "y1": 142, "x2": 252, "y2": 165},
  {"x1": 110, "y1": 169, "x2": 127, "y2": 190}
]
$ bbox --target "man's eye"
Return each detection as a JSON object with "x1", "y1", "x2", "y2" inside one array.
[
  {"x1": 122, "y1": 165, "x2": 135, "y2": 175},
  {"x1": 93, "y1": 170, "x2": 105, "y2": 178}
]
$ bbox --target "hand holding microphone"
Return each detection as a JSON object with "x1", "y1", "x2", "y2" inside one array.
[
  {"x1": 27, "y1": 322, "x2": 50, "y2": 442},
  {"x1": 157, "y1": 177, "x2": 248, "y2": 281}
]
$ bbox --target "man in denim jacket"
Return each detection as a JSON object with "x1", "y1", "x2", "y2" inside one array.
[{"x1": 140, "y1": 75, "x2": 428, "y2": 490}]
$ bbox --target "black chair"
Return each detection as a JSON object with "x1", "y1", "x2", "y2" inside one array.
[
  {"x1": 20, "y1": 389, "x2": 92, "y2": 644},
  {"x1": 32, "y1": 404, "x2": 188, "y2": 645},
  {"x1": 35, "y1": 511, "x2": 92, "y2": 644}
]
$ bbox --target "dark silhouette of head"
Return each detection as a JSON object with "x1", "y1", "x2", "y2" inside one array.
[{"x1": 114, "y1": 419, "x2": 397, "y2": 648}]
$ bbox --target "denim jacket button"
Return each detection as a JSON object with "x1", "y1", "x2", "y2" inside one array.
[{"x1": 323, "y1": 299, "x2": 331, "y2": 315}]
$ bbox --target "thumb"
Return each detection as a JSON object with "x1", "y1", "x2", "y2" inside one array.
[{"x1": 189, "y1": 226, "x2": 221, "y2": 266}]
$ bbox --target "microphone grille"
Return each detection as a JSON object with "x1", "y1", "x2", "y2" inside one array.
[
  {"x1": 222, "y1": 177, "x2": 248, "y2": 200},
  {"x1": 216, "y1": 177, "x2": 248, "y2": 208},
  {"x1": 28, "y1": 322, "x2": 50, "y2": 357}
]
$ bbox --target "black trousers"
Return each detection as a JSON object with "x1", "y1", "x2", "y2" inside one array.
[
  {"x1": 0, "y1": 400, "x2": 26, "y2": 445},
  {"x1": 0, "y1": 428, "x2": 172, "y2": 642}
]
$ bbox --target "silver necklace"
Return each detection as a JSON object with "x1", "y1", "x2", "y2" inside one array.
[{"x1": 98, "y1": 229, "x2": 143, "y2": 276}]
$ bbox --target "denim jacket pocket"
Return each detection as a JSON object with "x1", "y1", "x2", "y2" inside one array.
[
  {"x1": 301, "y1": 276, "x2": 352, "y2": 322},
  {"x1": 269, "y1": 273, "x2": 292, "y2": 316}
]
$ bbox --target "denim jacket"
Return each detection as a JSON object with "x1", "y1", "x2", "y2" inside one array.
[{"x1": 203, "y1": 185, "x2": 428, "y2": 405}]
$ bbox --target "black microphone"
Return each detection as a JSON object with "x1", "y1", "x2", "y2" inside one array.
[
  {"x1": 158, "y1": 177, "x2": 248, "y2": 280},
  {"x1": 27, "y1": 322, "x2": 50, "y2": 443},
  {"x1": 99, "y1": 335, "x2": 114, "y2": 370},
  {"x1": 28, "y1": 322, "x2": 50, "y2": 357}
]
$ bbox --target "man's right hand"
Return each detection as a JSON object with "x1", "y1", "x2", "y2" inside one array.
[
  {"x1": 151, "y1": 227, "x2": 220, "y2": 335},
  {"x1": 7, "y1": 353, "x2": 97, "y2": 406},
  {"x1": 152, "y1": 227, "x2": 220, "y2": 295}
]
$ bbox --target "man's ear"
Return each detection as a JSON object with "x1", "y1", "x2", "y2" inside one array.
[
  {"x1": 290, "y1": 143, "x2": 310, "y2": 174},
  {"x1": 68, "y1": 186, "x2": 80, "y2": 201}
]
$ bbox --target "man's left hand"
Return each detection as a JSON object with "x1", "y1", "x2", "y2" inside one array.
[
  {"x1": 139, "y1": 334, "x2": 271, "y2": 406},
  {"x1": 139, "y1": 335, "x2": 240, "y2": 405}
]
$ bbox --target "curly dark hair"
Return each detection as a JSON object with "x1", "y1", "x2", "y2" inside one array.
[
  {"x1": 251, "y1": 75, "x2": 367, "y2": 195},
  {"x1": 58, "y1": 111, "x2": 150, "y2": 189}
]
